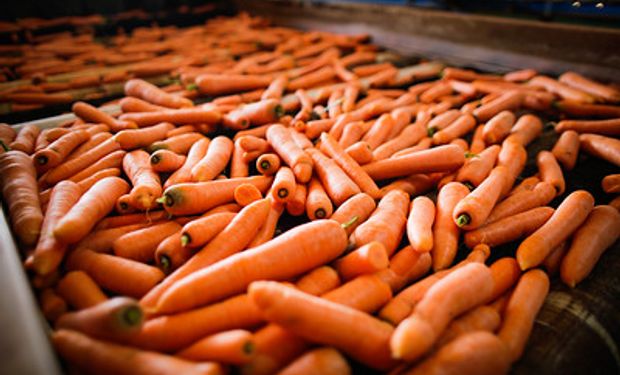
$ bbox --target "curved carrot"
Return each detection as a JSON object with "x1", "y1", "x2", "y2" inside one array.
[
  {"x1": 125, "y1": 78, "x2": 193, "y2": 109},
  {"x1": 10, "y1": 124, "x2": 40, "y2": 154},
  {"x1": 482, "y1": 110, "x2": 515, "y2": 144},
  {"x1": 602, "y1": 174, "x2": 620, "y2": 193},
  {"x1": 256, "y1": 153, "x2": 281, "y2": 176},
  {"x1": 473, "y1": 90, "x2": 523, "y2": 122},
  {"x1": 113, "y1": 221, "x2": 182, "y2": 263},
  {"x1": 498, "y1": 269, "x2": 549, "y2": 362},
  {"x1": 224, "y1": 99, "x2": 282, "y2": 130},
  {"x1": 551, "y1": 130, "x2": 580, "y2": 170},
  {"x1": 560, "y1": 205, "x2": 620, "y2": 287},
  {"x1": 497, "y1": 139, "x2": 527, "y2": 196},
  {"x1": 373, "y1": 123, "x2": 426, "y2": 161},
  {"x1": 150, "y1": 149, "x2": 186, "y2": 173},
  {"x1": 579, "y1": 133, "x2": 620, "y2": 166},
  {"x1": 164, "y1": 137, "x2": 210, "y2": 189},
  {"x1": 0, "y1": 150, "x2": 44, "y2": 245},
  {"x1": 56, "y1": 270, "x2": 107, "y2": 310},
  {"x1": 306, "y1": 177, "x2": 333, "y2": 220},
  {"x1": 267, "y1": 125, "x2": 313, "y2": 183},
  {"x1": 123, "y1": 150, "x2": 162, "y2": 210},
  {"x1": 114, "y1": 122, "x2": 174, "y2": 150},
  {"x1": 52, "y1": 330, "x2": 223, "y2": 375},
  {"x1": 120, "y1": 107, "x2": 221, "y2": 127},
  {"x1": 456, "y1": 145, "x2": 500, "y2": 188},
  {"x1": 334, "y1": 242, "x2": 389, "y2": 281},
  {"x1": 351, "y1": 190, "x2": 409, "y2": 256},
  {"x1": 464, "y1": 206, "x2": 555, "y2": 248},
  {"x1": 435, "y1": 305, "x2": 501, "y2": 347},
  {"x1": 486, "y1": 181, "x2": 555, "y2": 225},
  {"x1": 432, "y1": 113, "x2": 476, "y2": 145},
  {"x1": 407, "y1": 196, "x2": 435, "y2": 253},
  {"x1": 249, "y1": 281, "x2": 396, "y2": 371},
  {"x1": 558, "y1": 71, "x2": 620, "y2": 102},
  {"x1": 278, "y1": 347, "x2": 351, "y2": 375},
  {"x1": 307, "y1": 148, "x2": 360, "y2": 206},
  {"x1": 516, "y1": 190, "x2": 595, "y2": 270},
  {"x1": 345, "y1": 141, "x2": 373, "y2": 165},
  {"x1": 177, "y1": 329, "x2": 254, "y2": 365},
  {"x1": 363, "y1": 144, "x2": 465, "y2": 180},
  {"x1": 432, "y1": 182, "x2": 470, "y2": 271},
  {"x1": 536, "y1": 150, "x2": 565, "y2": 195},
  {"x1": 191, "y1": 136, "x2": 233, "y2": 182},
  {"x1": 120, "y1": 97, "x2": 168, "y2": 113},
  {"x1": 55, "y1": 296, "x2": 143, "y2": 342},
  {"x1": 34, "y1": 129, "x2": 90, "y2": 169},
  {"x1": 31, "y1": 181, "x2": 81, "y2": 276},
  {"x1": 180, "y1": 212, "x2": 236, "y2": 249},
  {"x1": 453, "y1": 166, "x2": 509, "y2": 229}
]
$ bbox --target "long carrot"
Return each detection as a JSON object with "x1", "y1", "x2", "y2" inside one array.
[
  {"x1": 120, "y1": 97, "x2": 169, "y2": 113},
  {"x1": 306, "y1": 177, "x2": 334, "y2": 220},
  {"x1": 486, "y1": 182, "x2": 556, "y2": 224},
  {"x1": 278, "y1": 347, "x2": 351, "y2": 375},
  {"x1": 66, "y1": 132, "x2": 112, "y2": 162},
  {"x1": 0, "y1": 150, "x2": 44, "y2": 245},
  {"x1": 34, "y1": 129, "x2": 90, "y2": 169},
  {"x1": 149, "y1": 132, "x2": 206, "y2": 154},
  {"x1": 10, "y1": 124, "x2": 41, "y2": 154},
  {"x1": 379, "y1": 173, "x2": 439, "y2": 197},
  {"x1": 113, "y1": 221, "x2": 183, "y2": 263},
  {"x1": 119, "y1": 107, "x2": 222, "y2": 127},
  {"x1": 362, "y1": 113, "x2": 395, "y2": 149},
  {"x1": 150, "y1": 149, "x2": 186, "y2": 173},
  {"x1": 163, "y1": 137, "x2": 210, "y2": 189},
  {"x1": 66, "y1": 150, "x2": 125, "y2": 185},
  {"x1": 249, "y1": 281, "x2": 396, "y2": 370},
  {"x1": 497, "y1": 269, "x2": 549, "y2": 362},
  {"x1": 72, "y1": 102, "x2": 136, "y2": 132},
  {"x1": 530, "y1": 75, "x2": 595, "y2": 103},
  {"x1": 267, "y1": 125, "x2": 313, "y2": 183},
  {"x1": 473, "y1": 90, "x2": 523, "y2": 122},
  {"x1": 56, "y1": 270, "x2": 107, "y2": 310},
  {"x1": 432, "y1": 113, "x2": 476, "y2": 145},
  {"x1": 334, "y1": 242, "x2": 389, "y2": 281},
  {"x1": 426, "y1": 110, "x2": 461, "y2": 136},
  {"x1": 373, "y1": 123, "x2": 426, "y2": 161},
  {"x1": 551, "y1": 130, "x2": 580, "y2": 170},
  {"x1": 223, "y1": 99, "x2": 282, "y2": 129},
  {"x1": 52, "y1": 330, "x2": 223, "y2": 375},
  {"x1": 497, "y1": 139, "x2": 527, "y2": 196},
  {"x1": 180, "y1": 212, "x2": 236, "y2": 248},
  {"x1": 407, "y1": 196, "x2": 435, "y2": 253},
  {"x1": 196, "y1": 73, "x2": 273, "y2": 95},
  {"x1": 307, "y1": 148, "x2": 360, "y2": 206},
  {"x1": 555, "y1": 118, "x2": 620, "y2": 136},
  {"x1": 262, "y1": 75, "x2": 288, "y2": 100},
  {"x1": 536, "y1": 151, "x2": 565, "y2": 195},
  {"x1": 432, "y1": 182, "x2": 470, "y2": 271},
  {"x1": 560, "y1": 205, "x2": 620, "y2": 287},
  {"x1": 516, "y1": 190, "x2": 595, "y2": 270},
  {"x1": 114, "y1": 122, "x2": 174, "y2": 150},
  {"x1": 155, "y1": 219, "x2": 349, "y2": 314},
  {"x1": 456, "y1": 145, "x2": 500, "y2": 188},
  {"x1": 125, "y1": 78, "x2": 193, "y2": 109},
  {"x1": 54, "y1": 177, "x2": 129, "y2": 244},
  {"x1": 558, "y1": 71, "x2": 620, "y2": 102},
  {"x1": 579, "y1": 133, "x2": 620, "y2": 166},
  {"x1": 177, "y1": 329, "x2": 254, "y2": 365}
]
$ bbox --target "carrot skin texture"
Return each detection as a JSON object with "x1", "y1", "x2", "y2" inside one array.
[
  {"x1": 407, "y1": 196, "x2": 435, "y2": 253},
  {"x1": 277, "y1": 347, "x2": 351, "y2": 375},
  {"x1": 432, "y1": 182, "x2": 470, "y2": 271},
  {"x1": 579, "y1": 133, "x2": 620, "y2": 166},
  {"x1": 176, "y1": 329, "x2": 254, "y2": 365},
  {"x1": 56, "y1": 270, "x2": 108, "y2": 310},
  {"x1": 536, "y1": 151, "x2": 565, "y2": 196},
  {"x1": 486, "y1": 182, "x2": 556, "y2": 224},
  {"x1": 331, "y1": 193, "x2": 377, "y2": 235},
  {"x1": 551, "y1": 130, "x2": 580, "y2": 171}
]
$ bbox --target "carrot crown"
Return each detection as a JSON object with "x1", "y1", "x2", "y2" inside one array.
[
  {"x1": 0, "y1": 140, "x2": 10, "y2": 152},
  {"x1": 121, "y1": 305, "x2": 143, "y2": 327}
]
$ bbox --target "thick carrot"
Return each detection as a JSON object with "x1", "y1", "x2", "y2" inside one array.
[
  {"x1": 555, "y1": 118, "x2": 620, "y2": 136},
  {"x1": 536, "y1": 150, "x2": 565, "y2": 195},
  {"x1": 286, "y1": 183, "x2": 307, "y2": 216},
  {"x1": 579, "y1": 133, "x2": 620, "y2": 166},
  {"x1": 456, "y1": 145, "x2": 500, "y2": 189},
  {"x1": 113, "y1": 221, "x2": 182, "y2": 263},
  {"x1": 554, "y1": 101, "x2": 620, "y2": 119},
  {"x1": 390, "y1": 262, "x2": 493, "y2": 361},
  {"x1": 120, "y1": 107, "x2": 221, "y2": 127},
  {"x1": 254, "y1": 154, "x2": 280, "y2": 177},
  {"x1": 363, "y1": 144, "x2": 465, "y2": 181},
  {"x1": 482, "y1": 110, "x2": 515, "y2": 144},
  {"x1": 196, "y1": 73, "x2": 272, "y2": 95},
  {"x1": 498, "y1": 269, "x2": 549, "y2": 362},
  {"x1": 235, "y1": 183, "x2": 264, "y2": 207},
  {"x1": 156, "y1": 219, "x2": 349, "y2": 314},
  {"x1": 517, "y1": 190, "x2": 595, "y2": 270},
  {"x1": 497, "y1": 139, "x2": 527, "y2": 196},
  {"x1": 39, "y1": 288, "x2": 67, "y2": 322},
  {"x1": 551, "y1": 130, "x2": 580, "y2": 170},
  {"x1": 190, "y1": 136, "x2": 233, "y2": 182},
  {"x1": 124, "y1": 150, "x2": 162, "y2": 210},
  {"x1": 328, "y1": 193, "x2": 375, "y2": 236},
  {"x1": 125, "y1": 78, "x2": 193, "y2": 109},
  {"x1": 154, "y1": 231, "x2": 190, "y2": 274},
  {"x1": 249, "y1": 281, "x2": 396, "y2": 370},
  {"x1": 432, "y1": 114, "x2": 476, "y2": 145},
  {"x1": 271, "y1": 166, "x2": 297, "y2": 203},
  {"x1": 224, "y1": 99, "x2": 282, "y2": 129},
  {"x1": 262, "y1": 75, "x2": 289, "y2": 100},
  {"x1": 432, "y1": 182, "x2": 470, "y2": 271},
  {"x1": 362, "y1": 113, "x2": 395, "y2": 149},
  {"x1": 558, "y1": 71, "x2": 620, "y2": 102},
  {"x1": 407, "y1": 196, "x2": 435, "y2": 253},
  {"x1": 31, "y1": 181, "x2": 81, "y2": 275},
  {"x1": 163, "y1": 137, "x2": 210, "y2": 189},
  {"x1": 307, "y1": 148, "x2": 360, "y2": 206},
  {"x1": 10, "y1": 124, "x2": 40, "y2": 155},
  {"x1": 177, "y1": 329, "x2": 254, "y2": 365},
  {"x1": 149, "y1": 132, "x2": 205, "y2": 155},
  {"x1": 114, "y1": 122, "x2": 174, "y2": 150},
  {"x1": 267, "y1": 125, "x2": 313, "y2": 183},
  {"x1": 345, "y1": 141, "x2": 373, "y2": 165},
  {"x1": 181, "y1": 212, "x2": 236, "y2": 248},
  {"x1": 120, "y1": 97, "x2": 168, "y2": 113},
  {"x1": 0, "y1": 150, "x2": 44, "y2": 245},
  {"x1": 334, "y1": 242, "x2": 389, "y2": 281},
  {"x1": 56, "y1": 271, "x2": 107, "y2": 310},
  {"x1": 52, "y1": 330, "x2": 223, "y2": 375},
  {"x1": 278, "y1": 347, "x2": 351, "y2": 375},
  {"x1": 405, "y1": 331, "x2": 510, "y2": 375},
  {"x1": 505, "y1": 114, "x2": 543, "y2": 146},
  {"x1": 306, "y1": 177, "x2": 334, "y2": 220},
  {"x1": 351, "y1": 190, "x2": 409, "y2": 256},
  {"x1": 150, "y1": 149, "x2": 186, "y2": 172},
  {"x1": 435, "y1": 305, "x2": 501, "y2": 347},
  {"x1": 464, "y1": 206, "x2": 555, "y2": 248},
  {"x1": 473, "y1": 90, "x2": 523, "y2": 122},
  {"x1": 560, "y1": 205, "x2": 620, "y2": 287},
  {"x1": 55, "y1": 296, "x2": 143, "y2": 342},
  {"x1": 34, "y1": 129, "x2": 90, "y2": 169},
  {"x1": 453, "y1": 166, "x2": 510, "y2": 229}
]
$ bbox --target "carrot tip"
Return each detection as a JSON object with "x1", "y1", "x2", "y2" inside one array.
[
  {"x1": 159, "y1": 255, "x2": 171, "y2": 273},
  {"x1": 180, "y1": 234, "x2": 190, "y2": 247},
  {"x1": 274, "y1": 104, "x2": 284, "y2": 118},
  {"x1": 456, "y1": 214, "x2": 471, "y2": 227},
  {"x1": 243, "y1": 341, "x2": 254, "y2": 355},
  {"x1": 277, "y1": 188, "x2": 289, "y2": 198},
  {"x1": 122, "y1": 306, "x2": 143, "y2": 327},
  {"x1": 315, "y1": 208, "x2": 326, "y2": 219},
  {"x1": 156, "y1": 195, "x2": 172, "y2": 206},
  {"x1": 150, "y1": 154, "x2": 161, "y2": 165}
]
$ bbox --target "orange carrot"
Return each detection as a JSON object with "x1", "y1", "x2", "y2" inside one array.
[
  {"x1": 345, "y1": 141, "x2": 374, "y2": 165},
  {"x1": 391, "y1": 137, "x2": 433, "y2": 158},
  {"x1": 271, "y1": 166, "x2": 297, "y2": 203},
  {"x1": 497, "y1": 139, "x2": 527, "y2": 196},
  {"x1": 235, "y1": 183, "x2": 264, "y2": 207},
  {"x1": 505, "y1": 68, "x2": 537, "y2": 82},
  {"x1": 177, "y1": 329, "x2": 254, "y2": 365},
  {"x1": 517, "y1": 190, "x2": 595, "y2": 270},
  {"x1": 190, "y1": 136, "x2": 233, "y2": 182},
  {"x1": 362, "y1": 113, "x2": 395, "y2": 149},
  {"x1": 579, "y1": 133, "x2": 620, "y2": 166},
  {"x1": 120, "y1": 97, "x2": 169, "y2": 113},
  {"x1": 486, "y1": 181, "x2": 555, "y2": 225},
  {"x1": 407, "y1": 196, "x2": 435, "y2": 253},
  {"x1": 505, "y1": 114, "x2": 543, "y2": 146},
  {"x1": 72, "y1": 102, "x2": 136, "y2": 132},
  {"x1": 113, "y1": 221, "x2": 182, "y2": 263},
  {"x1": 296, "y1": 266, "x2": 342, "y2": 297},
  {"x1": 180, "y1": 212, "x2": 236, "y2": 249},
  {"x1": 602, "y1": 174, "x2": 620, "y2": 193},
  {"x1": 329, "y1": 193, "x2": 375, "y2": 236},
  {"x1": 473, "y1": 90, "x2": 523, "y2": 122},
  {"x1": 148, "y1": 132, "x2": 205, "y2": 155},
  {"x1": 249, "y1": 281, "x2": 396, "y2": 370},
  {"x1": 543, "y1": 241, "x2": 569, "y2": 275},
  {"x1": 56, "y1": 271, "x2": 107, "y2": 310},
  {"x1": 10, "y1": 124, "x2": 40, "y2": 154},
  {"x1": 288, "y1": 66, "x2": 337, "y2": 91},
  {"x1": 66, "y1": 132, "x2": 112, "y2": 162},
  {"x1": 373, "y1": 123, "x2": 427, "y2": 161},
  {"x1": 164, "y1": 137, "x2": 210, "y2": 189},
  {"x1": 154, "y1": 231, "x2": 190, "y2": 274},
  {"x1": 125, "y1": 78, "x2": 193, "y2": 109},
  {"x1": 196, "y1": 74, "x2": 272, "y2": 96},
  {"x1": 34, "y1": 129, "x2": 90, "y2": 169},
  {"x1": 536, "y1": 150, "x2": 565, "y2": 195},
  {"x1": 560, "y1": 205, "x2": 620, "y2": 287},
  {"x1": 558, "y1": 71, "x2": 620, "y2": 102},
  {"x1": 124, "y1": 150, "x2": 162, "y2": 210},
  {"x1": 224, "y1": 99, "x2": 283, "y2": 130},
  {"x1": 426, "y1": 110, "x2": 461, "y2": 136},
  {"x1": 278, "y1": 347, "x2": 351, "y2": 375},
  {"x1": 0, "y1": 150, "x2": 44, "y2": 245},
  {"x1": 432, "y1": 113, "x2": 476, "y2": 145},
  {"x1": 150, "y1": 149, "x2": 186, "y2": 173},
  {"x1": 363, "y1": 144, "x2": 465, "y2": 180},
  {"x1": 509, "y1": 176, "x2": 541, "y2": 196},
  {"x1": 334, "y1": 241, "x2": 389, "y2": 281},
  {"x1": 286, "y1": 183, "x2": 307, "y2": 216},
  {"x1": 67, "y1": 150, "x2": 126, "y2": 185},
  {"x1": 553, "y1": 101, "x2": 620, "y2": 119},
  {"x1": 114, "y1": 122, "x2": 174, "y2": 150},
  {"x1": 39, "y1": 288, "x2": 67, "y2": 322},
  {"x1": 551, "y1": 130, "x2": 580, "y2": 170},
  {"x1": 555, "y1": 118, "x2": 620, "y2": 136},
  {"x1": 482, "y1": 110, "x2": 515, "y2": 144},
  {"x1": 120, "y1": 107, "x2": 221, "y2": 128},
  {"x1": 432, "y1": 182, "x2": 470, "y2": 271},
  {"x1": 456, "y1": 145, "x2": 499, "y2": 188},
  {"x1": 52, "y1": 330, "x2": 223, "y2": 375},
  {"x1": 307, "y1": 148, "x2": 360, "y2": 206},
  {"x1": 262, "y1": 75, "x2": 289, "y2": 100},
  {"x1": 498, "y1": 269, "x2": 549, "y2": 362},
  {"x1": 306, "y1": 177, "x2": 334, "y2": 220},
  {"x1": 267, "y1": 125, "x2": 313, "y2": 183},
  {"x1": 256, "y1": 153, "x2": 281, "y2": 176},
  {"x1": 469, "y1": 125, "x2": 486, "y2": 154}
]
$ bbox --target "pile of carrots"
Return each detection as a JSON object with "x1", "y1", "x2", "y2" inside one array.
[{"x1": 1, "y1": 12, "x2": 620, "y2": 375}]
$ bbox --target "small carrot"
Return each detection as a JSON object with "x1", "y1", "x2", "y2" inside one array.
[
  {"x1": 334, "y1": 241, "x2": 389, "y2": 281},
  {"x1": 307, "y1": 148, "x2": 360, "y2": 206},
  {"x1": 560, "y1": 205, "x2": 620, "y2": 287},
  {"x1": 579, "y1": 133, "x2": 620, "y2": 166},
  {"x1": 177, "y1": 329, "x2": 254, "y2": 365},
  {"x1": 120, "y1": 97, "x2": 169, "y2": 113},
  {"x1": 148, "y1": 132, "x2": 205, "y2": 155},
  {"x1": 180, "y1": 212, "x2": 237, "y2": 249},
  {"x1": 516, "y1": 190, "x2": 595, "y2": 270},
  {"x1": 125, "y1": 78, "x2": 193, "y2": 109},
  {"x1": 114, "y1": 122, "x2": 174, "y2": 150},
  {"x1": 267, "y1": 125, "x2": 313, "y2": 183},
  {"x1": 150, "y1": 149, "x2": 186, "y2": 173},
  {"x1": 67, "y1": 150, "x2": 126, "y2": 185},
  {"x1": 536, "y1": 150, "x2": 565, "y2": 195},
  {"x1": 191, "y1": 136, "x2": 234, "y2": 182},
  {"x1": 56, "y1": 271, "x2": 107, "y2": 310},
  {"x1": 256, "y1": 153, "x2": 281, "y2": 176},
  {"x1": 163, "y1": 137, "x2": 210, "y2": 189},
  {"x1": 278, "y1": 347, "x2": 351, "y2": 375},
  {"x1": 407, "y1": 196, "x2": 435, "y2": 253},
  {"x1": 113, "y1": 221, "x2": 183, "y2": 263},
  {"x1": 498, "y1": 269, "x2": 549, "y2": 362},
  {"x1": 10, "y1": 124, "x2": 40, "y2": 154},
  {"x1": 432, "y1": 182, "x2": 470, "y2": 271},
  {"x1": 551, "y1": 130, "x2": 580, "y2": 170},
  {"x1": 558, "y1": 71, "x2": 620, "y2": 102},
  {"x1": 432, "y1": 113, "x2": 476, "y2": 145},
  {"x1": 486, "y1": 182, "x2": 556, "y2": 224},
  {"x1": 345, "y1": 141, "x2": 374, "y2": 165},
  {"x1": 473, "y1": 90, "x2": 523, "y2": 122},
  {"x1": 556, "y1": 118, "x2": 620, "y2": 136},
  {"x1": 124, "y1": 150, "x2": 162, "y2": 210},
  {"x1": 39, "y1": 288, "x2": 67, "y2": 322},
  {"x1": 223, "y1": 99, "x2": 283, "y2": 130},
  {"x1": 0, "y1": 150, "x2": 44, "y2": 245},
  {"x1": 72, "y1": 101, "x2": 136, "y2": 132},
  {"x1": 331, "y1": 193, "x2": 376, "y2": 235},
  {"x1": 34, "y1": 129, "x2": 90, "y2": 169},
  {"x1": 505, "y1": 114, "x2": 543, "y2": 146},
  {"x1": 497, "y1": 139, "x2": 527, "y2": 196}
]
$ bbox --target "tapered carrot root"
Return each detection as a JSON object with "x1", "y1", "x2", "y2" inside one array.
[
  {"x1": 602, "y1": 174, "x2": 620, "y2": 193},
  {"x1": 551, "y1": 130, "x2": 580, "y2": 171},
  {"x1": 579, "y1": 133, "x2": 620, "y2": 166},
  {"x1": 334, "y1": 242, "x2": 389, "y2": 281},
  {"x1": 407, "y1": 196, "x2": 435, "y2": 253},
  {"x1": 177, "y1": 329, "x2": 254, "y2": 365},
  {"x1": 432, "y1": 182, "x2": 470, "y2": 271},
  {"x1": 125, "y1": 79, "x2": 193, "y2": 109},
  {"x1": 56, "y1": 271, "x2": 108, "y2": 310}
]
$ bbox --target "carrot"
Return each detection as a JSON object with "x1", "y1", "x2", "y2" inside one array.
[
  {"x1": 113, "y1": 221, "x2": 182, "y2": 263},
  {"x1": 10, "y1": 124, "x2": 40, "y2": 154},
  {"x1": 155, "y1": 219, "x2": 349, "y2": 314},
  {"x1": 33, "y1": 129, "x2": 51, "y2": 154},
  {"x1": 406, "y1": 196, "x2": 435, "y2": 254},
  {"x1": 579, "y1": 133, "x2": 620, "y2": 166},
  {"x1": 345, "y1": 141, "x2": 373, "y2": 165},
  {"x1": 120, "y1": 97, "x2": 169, "y2": 113},
  {"x1": 464, "y1": 206, "x2": 555, "y2": 248},
  {"x1": 249, "y1": 281, "x2": 396, "y2": 370},
  {"x1": 350, "y1": 190, "x2": 408, "y2": 256},
  {"x1": 150, "y1": 149, "x2": 186, "y2": 172},
  {"x1": 233, "y1": 183, "x2": 263, "y2": 207},
  {"x1": 497, "y1": 139, "x2": 527, "y2": 196},
  {"x1": 180, "y1": 212, "x2": 237, "y2": 249},
  {"x1": 67, "y1": 249, "x2": 165, "y2": 298},
  {"x1": 307, "y1": 148, "x2": 360, "y2": 206},
  {"x1": 536, "y1": 151, "x2": 565, "y2": 195},
  {"x1": 56, "y1": 271, "x2": 107, "y2": 310},
  {"x1": 267, "y1": 125, "x2": 313, "y2": 183},
  {"x1": 124, "y1": 150, "x2": 162, "y2": 210},
  {"x1": 453, "y1": 166, "x2": 510, "y2": 229},
  {"x1": 432, "y1": 182, "x2": 470, "y2": 271},
  {"x1": 373, "y1": 246, "x2": 432, "y2": 294},
  {"x1": 306, "y1": 177, "x2": 334, "y2": 220},
  {"x1": 543, "y1": 241, "x2": 569, "y2": 275},
  {"x1": 498, "y1": 269, "x2": 549, "y2": 362},
  {"x1": 391, "y1": 137, "x2": 433, "y2": 158},
  {"x1": 360, "y1": 113, "x2": 394, "y2": 149},
  {"x1": 238, "y1": 135, "x2": 270, "y2": 154},
  {"x1": 405, "y1": 331, "x2": 511, "y2": 375},
  {"x1": 196, "y1": 73, "x2": 272, "y2": 95},
  {"x1": 530, "y1": 75, "x2": 595, "y2": 103},
  {"x1": 481, "y1": 110, "x2": 515, "y2": 144},
  {"x1": 256, "y1": 153, "x2": 281, "y2": 176},
  {"x1": 163, "y1": 137, "x2": 210, "y2": 189},
  {"x1": 296, "y1": 266, "x2": 342, "y2": 297},
  {"x1": 473, "y1": 90, "x2": 523, "y2": 122},
  {"x1": 248, "y1": 200, "x2": 285, "y2": 249},
  {"x1": 286, "y1": 183, "x2": 307, "y2": 216},
  {"x1": 502, "y1": 114, "x2": 542, "y2": 147},
  {"x1": 442, "y1": 67, "x2": 502, "y2": 82},
  {"x1": 120, "y1": 107, "x2": 221, "y2": 127},
  {"x1": 0, "y1": 150, "x2": 44, "y2": 245},
  {"x1": 188, "y1": 136, "x2": 233, "y2": 182},
  {"x1": 456, "y1": 145, "x2": 499, "y2": 188},
  {"x1": 153, "y1": 231, "x2": 189, "y2": 274},
  {"x1": 148, "y1": 132, "x2": 205, "y2": 155},
  {"x1": 278, "y1": 348, "x2": 351, "y2": 375},
  {"x1": 466, "y1": 125, "x2": 485, "y2": 155},
  {"x1": 331, "y1": 193, "x2": 376, "y2": 235},
  {"x1": 560, "y1": 205, "x2": 620, "y2": 287},
  {"x1": 271, "y1": 166, "x2": 297, "y2": 203},
  {"x1": 72, "y1": 102, "x2": 135, "y2": 133},
  {"x1": 426, "y1": 110, "x2": 463, "y2": 136},
  {"x1": 114, "y1": 122, "x2": 174, "y2": 150},
  {"x1": 177, "y1": 329, "x2": 254, "y2": 365},
  {"x1": 34, "y1": 129, "x2": 90, "y2": 169},
  {"x1": 334, "y1": 242, "x2": 389, "y2": 281},
  {"x1": 373, "y1": 123, "x2": 427, "y2": 161},
  {"x1": 39, "y1": 288, "x2": 67, "y2": 322},
  {"x1": 55, "y1": 296, "x2": 143, "y2": 342},
  {"x1": 602, "y1": 174, "x2": 620, "y2": 193},
  {"x1": 559, "y1": 117, "x2": 620, "y2": 136},
  {"x1": 435, "y1": 305, "x2": 502, "y2": 347},
  {"x1": 510, "y1": 176, "x2": 541, "y2": 196},
  {"x1": 52, "y1": 330, "x2": 223, "y2": 375},
  {"x1": 224, "y1": 99, "x2": 283, "y2": 130},
  {"x1": 486, "y1": 182, "x2": 555, "y2": 227},
  {"x1": 31, "y1": 181, "x2": 81, "y2": 275},
  {"x1": 517, "y1": 190, "x2": 595, "y2": 270},
  {"x1": 363, "y1": 144, "x2": 465, "y2": 181},
  {"x1": 0, "y1": 123, "x2": 16, "y2": 146},
  {"x1": 504, "y1": 68, "x2": 537, "y2": 82},
  {"x1": 262, "y1": 75, "x2": 289, "y2": 100},
  {"x1": 432, "y1": 113, "x2": 476, "y2": 145},
  {"x1": 288, "y1": 66, "x2": 337, "y2": 91},
  {"x1": 66, "y1": 150, "x2": 126, "y2": 185},
  {"x1": 551, "y1": 130, "x2": 580, "y2": 170},
  {"x1": 341, "y1": 84, "x2": 360, "y2": 113},
  {"x1": 125, "y1": 78, "x2": 193, "y2": 109},
  {"x1": 553, "y1": 100, "x2": 620, "y2": 119},
  {"x1": 66, "y1": 132, "x2": 113, "y2": 162},
  {"x1": 141, "y1": 198, "x2": 271, "y2": 309},
  {"x1": 390, "y1": 262, "x2": 493, "y2": 361},
  {"x1": 290, "y1": 130, "x2": 314, "y2": 150},
  {"x1": 558, "y1": 71, "x2": 620, "y2": 102}
]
